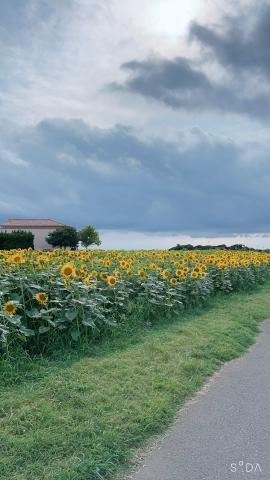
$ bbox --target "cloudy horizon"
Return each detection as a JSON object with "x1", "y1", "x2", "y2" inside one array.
[{"x1": 1, "y1": 0, "x2": 270, "y2": 249}]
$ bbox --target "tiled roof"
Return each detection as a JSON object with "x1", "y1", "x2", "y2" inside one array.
[{"x1": 1, "y1": 219, "x2": 66, "y2": 228}]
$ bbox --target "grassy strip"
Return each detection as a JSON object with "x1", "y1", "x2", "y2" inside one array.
[{"x1": 1, "y1": 282, "x2": 270, "y2": 479}]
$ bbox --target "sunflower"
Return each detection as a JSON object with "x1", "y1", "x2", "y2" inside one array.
[
  {"x1": 60, "y1": 263, "x2": 74, "y2": 278},
  {"x1": 35, "y1": 292, "x2": 48, "y2": 305},
  {"x1": 83, "y1": 276, "x2": 95, "y2": 286},
  {"x1": 2, "y1": 301, "x2": 17, "y2": 316},
  {"x1": 161, "y1": 269, "x2": 170, "y2": 278},
  {"x1": 38, "y1": 259, "x2": 45, "y2": 269},
  {"x1": 11, "y1": 254, "x2": 25, "y2": 264},
  {"x1": 90, "y1": 270, "x2": 98, "y2": 278},
  {"x1": 138, "y1": 269, "x2": 146, "y2": 278},
  {"x1": 73, "y1": 268, "x2": 81, "y2": 278},
  {"x1": 107, "y1": 275, "x2": 116, "y2": 286},
  {"x1": 100, "y1": 272, "x2": 108, "y2": 280},
  {"x1": 170, "y1": 277, "x2": 178, "y2": 286}
]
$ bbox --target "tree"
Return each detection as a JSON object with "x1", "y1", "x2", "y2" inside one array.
[
  {"x1": 46, "y1": 226, "x2": 78, "y2": 249},
  {"x1": 0, "y1": 230, "x2": 34, "y2": 250},
  {"x1": 78, "y1": 225, "x2": 101, "y2": 248}
]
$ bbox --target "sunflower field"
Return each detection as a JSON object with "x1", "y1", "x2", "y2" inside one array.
[{"x1": 1, "y1": 248, "x2": 270, "y2": 351}]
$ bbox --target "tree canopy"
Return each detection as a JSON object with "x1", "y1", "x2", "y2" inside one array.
[
  {"x1": 46, "y1": 226, "x2": 78, "y2": 249},
  {"x1": 0, "y1": 230, "x2": 34, "y2": 250},
  {"x1": 78, "y1": 225, "x2": 101, "y2": 248}
]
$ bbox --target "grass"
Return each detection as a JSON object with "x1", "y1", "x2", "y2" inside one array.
[{"x1": 1, "y1": 281, "x2": 270, "y2": 480}]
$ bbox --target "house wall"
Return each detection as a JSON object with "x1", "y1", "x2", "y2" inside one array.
[
  {"x1": 30, "y1": 228, "x2": 56, "y2": 250},
  {"x1": 1, "y1": 227, "x2": 58, "y2": 250}
]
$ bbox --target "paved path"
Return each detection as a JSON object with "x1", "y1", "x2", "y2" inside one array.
[{"x1": 128, "y1": 321, "x2": 270, "y2": 480}]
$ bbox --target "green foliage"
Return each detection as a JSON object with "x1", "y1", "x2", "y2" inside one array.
[
  {"x1": 1, "y1": 283, "x2": 270, "y2": 480},
  {"x1": 46, "y1": 226, "x2": 78, "y2": 249},
  {"x1": 0, "y1": 231, "x2": 34, "y2": 250},
  {"x1": 0, "y1": 262, "x2": 269, "y2": 351},
  {"x1": 78, "y1": 225, "x2": 101, "y2": 247}
]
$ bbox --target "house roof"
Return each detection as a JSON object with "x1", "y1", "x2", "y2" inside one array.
[{"x1": 1, "y1": 219, "x2": 66, "y2": 228}]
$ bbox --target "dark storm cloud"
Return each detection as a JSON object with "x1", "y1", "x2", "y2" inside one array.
[
  {"x1": 113, "y1": 2, "x2": 270, "y2": 120},
  {"x1": 190, "y1": 2, "x2": 270, "y2": 76},
  {"x1": 113, "y1": 56, "x2": 270, "y2": 120},
  {"x1": 1, "y1": 118, "x2": 270, "y2": 234},
  {"x1": 121, "y1": 57, "x2": 211, "y2": 93}
]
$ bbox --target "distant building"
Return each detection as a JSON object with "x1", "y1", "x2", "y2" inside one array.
[{"x1": 0, "y1": 219, "x2": 66, "y2": 250}]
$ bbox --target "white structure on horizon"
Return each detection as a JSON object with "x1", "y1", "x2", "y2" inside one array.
[{"x1": 0, "y1": 219, "x2": 66, "y2": 250}]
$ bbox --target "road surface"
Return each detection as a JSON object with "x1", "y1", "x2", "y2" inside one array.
[{"x1": 128, "y1": 320, "x2": 270, "y2": 480}]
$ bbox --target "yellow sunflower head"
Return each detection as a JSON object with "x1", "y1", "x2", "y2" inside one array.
[
  {"x1": 138, "y1": 269, "x2": 146, "y2": 278},
  {"x1": 35, "y1": 292, "x2": 48, "y2": 305},
  {"x1": 38, "y1": 259, "x2": 45, "y2": 269},
  {"x1": 107, "y1": 275, "x2": 116, "y2": 286},
  {"x1": 83, "y1": 276, "x2": 90, "y2": 285},
  {"x1": 2, "y1": 301, "x2": 17, "y2": 316},
  {"x1": 170, "y1": 277, "x2": 178, "y2": 286},
  {"x1": 100, "y1": 272, "x2": 108, "y2": 280},
  {"x1": 161, "y1": 269, "x2": 170, "y2": 278},
  {"x1": 60, "y1": 263, "x2": 74, "y2": 278},
  {"x1": 73, "y1": 268, "x2": 81, "y2": 278},
  {"x1": 11, "y1": 254, "x2": 25, "y2": 264}
]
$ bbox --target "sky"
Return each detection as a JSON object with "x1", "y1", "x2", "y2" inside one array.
[{"x1": 1, "y1": 0, "x2": 270, "y2": 249}]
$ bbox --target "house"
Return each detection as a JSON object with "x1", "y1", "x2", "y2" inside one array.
[{"x1": 0, "y1": 219, "x2": 66, "y2": 250}]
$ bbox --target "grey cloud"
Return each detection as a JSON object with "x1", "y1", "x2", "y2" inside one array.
[
  {"x1": 122, "y1": 57, "x2": 211, "y2": 92},
  {"x1": 114, "y1": 56, "x2": 270, "y2": 120},
  {"x1": 190, "y1": 2, "x2": 270, "y2": 77},
  {"x1": 0, "y1": 1, "x2": 69, "y2": 45},
  {"x1": 113, "y1": 2, "x2": 270, "y2": 121},
  {"x1": 0, "y1": 118, "x2": 270, "y2": 235}
]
